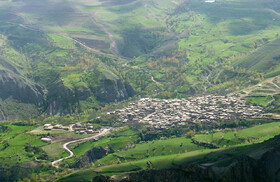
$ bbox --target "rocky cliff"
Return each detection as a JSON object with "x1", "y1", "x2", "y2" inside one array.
[
  {"x1": 0, "y1": 69, "x2": 44, "y2": 105},
  {"x1": 46, "y1": 81, "x2": 91, "y2": 116},
  {"x1": 73, "y1": 147, "x2": 109, "y2": 168},
  {"x1": 96, "y1": 71, "x2": 135, "y2": 102},
  {"x1": 0, "y1": 55, "x2": 136, "y2": 119},
  {"x1": 0, "y1": 67, "x2": 135, "y2": 118},
  {"x1": 47, "y1": 73, "x2": 135, "y2": 116}
]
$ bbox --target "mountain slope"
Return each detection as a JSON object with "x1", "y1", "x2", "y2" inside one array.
[
  {"x1": 92, "y1": 135, "x2": 280, "y2": 182},
  {"x1": 236, "y1": 38, "x2": 280, "y2": 78},
  {"x1": 0, "y1": 22, "x2": 135, "y2": 119},
  {"x1": 0, "y1": 0, "x2": 280, "y2": 118}
]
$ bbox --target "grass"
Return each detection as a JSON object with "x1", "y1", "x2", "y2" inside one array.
[
  {"x1": 100, "y1": 149, "x2": 214, "y2": 173},
  {"x1": 41, "y1": 142, "x2": 66, "y2": 160},
  {"x1": 57, "y1": 148, "x2": 215, "y2": 182},
  {"x1": 70, "y1": 134, "x2": 140, "y2": 159},
  {"x1": 62, "y1": 72, "x2": 88, "y2": 89},
  {"x1": 43, "y1": 131, "x2": 97, "y2": 160},
  {"x1": 194, "y1": 122, "x2": 280, "y2": 147},
  {"x1": 267, "y1": 94, "x2": 280, "y2": 113},
  {"x1": 116, "y1": 0, "x2": 280, "y2": 95},
  {"x1": 59, "y1": 131, "x2": 280, "y2": 182},
  {"x1": 114, "y1": 137, "x2": 205, "y2": 160},
  {"x1": 236, "y1": 39, "x2": 280, "y2": 77},
  {"x1": 0, "y1": 124, "x2": 32, "y2": 140},
  {"x1": 93, "y1": 121, "x2": 280, "y2": 173},
  {"x1": 29, "y1": 125, "x2": 101, "y2": 160},
  {"x1": 91, "y1": 136, "x2": 205, "y2": 167},
  {"x1": 57, "y1": 127, "x2": 141, "y2": 166},
  {"x1": 0, "y1": 124, "x2": 47, "y2": 167},
  {"x1": 244, "y1": 96, "x2": 273, "y2": 106},
  {"x1": 57, "y1": 169, "x2": 98, "y2": 182},
  {"x1": 48, "y1": 34, "x2": 75, "y2": 49},
  {"x1": 56, "y1": 119, "x2": 280, "y2": 182}
]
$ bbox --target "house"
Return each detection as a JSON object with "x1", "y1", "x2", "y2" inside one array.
[
  {"x1": 79, "y1": 130, "x2": 86, "y2": 134},
  {"x1": 44, "y1": 124, "x2": 52, "y2": 127},
  {"x1": 87, "y1": 129, "x2": 94, "y2": 134},
  {"x1": 54, "y1": 124, "x2": 63, "y2": 129},
  {"x1": 41, "y1": 137, "x2": 52, "y2": 143},
  {"x1": 75, "y1": 123, "x2": 82, "y2": 128},
  {"x1": 44, "y1": 126, "x2": 53, "y2": 130}
]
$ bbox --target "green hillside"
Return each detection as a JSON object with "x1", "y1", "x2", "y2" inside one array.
[
  {"x1": 236, "y1": 38, "x2": 280, "y2": 77},
  {"x1": 0, "y1": 0, "x2": 280, "y2": 181}
]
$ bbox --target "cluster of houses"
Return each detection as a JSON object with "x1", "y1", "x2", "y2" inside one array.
[
  {"x1": 73, "y1": 123, "x2": 95, "y2": 134},
  {"x1": 43, "y1": 123, "x2": 95, "y2": 135},
  {"x1": 106, "y1": 95, "x2": 263, "y2": 129},
  {"x1": 43, "y1": 124, "x2": 69, "y2": 131}
]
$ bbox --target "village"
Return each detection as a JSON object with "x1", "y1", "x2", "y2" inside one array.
[
  {"x1": 107, "y1": 95, "x2": 263, "y2": 129},
  {"x1": 43, "y1": 122, "x2": 95, "y2": 134},
  {"x1": 41, "y1": 122, "x2": 97, "y2": 142}
]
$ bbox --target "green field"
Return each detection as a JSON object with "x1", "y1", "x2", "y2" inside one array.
[
  {"x1": 58, "y1": 120, "x2": 280, "y2": 182},
  {"x1": 194, "y1": 122, "x2": 280, "y2": 147},
  {"x1": 244, "y1": 96, "x2": 273, "y2": 106},
  {"x1": 236, "y1": 39, "x2": 280, "y2": 77},
  {"x1": 48, "y1": 34, "x2": 75, "y2": 49},
  {"x1": 267, "y1": 94, "x2": 280, "y2": 113},
  {"x1": 57, "y1": 149, "x2": 215, "y2": 182},
  {"x1": 114, "y1": 137, "x2": 204, "y2": 159},
  {"x1": 0, "y1": 124, "x2": 47, "y2": 167},
  {"x1": 91, "y1": 136, "x2": 205, "y2": 167}
]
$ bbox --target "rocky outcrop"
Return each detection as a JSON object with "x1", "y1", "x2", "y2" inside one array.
[
  {"x1": 257, "y1": 145, "x2": 280, "y2": 182},
  {"x1": 93, "y1": 175, "x2": 112, "y2": 182},
  {"x1": 46, "y1": 81, "x2": 91, "y2": 115},
  {"x1": 0, "y1": 62, "x2": 135, "y2": 118},
  {"x1": 0, "y1": 106, "x2": 6, "y2": 121},
  {"x1": 46, "y1": 70, "x2": 135, "y2": 115},
  {"x1": 92, "y1": 166, "x2": 216, "y2": 182},
  {"x1": 92, "y1": 159, "x2": 258, "y2": 182},
  {"x1": 191, "y1": 137, "x2": 219, "y2": 149},
  {"x1": 96, "y1": 72, "x2": 135, "y2": 102},
  {"x1": 0, "y1": 69, "x2": 44, "y2": 105},
  {"x1": 73, "y1": 147, "x2": 108, "y2": 168}
]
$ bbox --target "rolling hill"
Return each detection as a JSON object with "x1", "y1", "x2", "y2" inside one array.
[{"x1": 0, "y1": 0, "x2": 280, "y2": 181}]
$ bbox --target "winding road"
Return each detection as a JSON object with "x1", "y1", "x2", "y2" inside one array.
[
  {"x1": 51, "y1": 128, "x2": 111, "y2": 168},
  {"x1": 88, "y1": 13, "x2": 120, "y2": 56}
]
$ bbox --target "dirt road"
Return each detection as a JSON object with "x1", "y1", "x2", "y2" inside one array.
[{"x1": 51, "y1": 128, "x2": 111, "y2": 168}]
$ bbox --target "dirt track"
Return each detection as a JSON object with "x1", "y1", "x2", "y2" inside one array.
[{"x1": 51, "y1": 128, "x2": 111, "y2": 168}]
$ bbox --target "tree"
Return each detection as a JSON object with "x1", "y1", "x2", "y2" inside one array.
[
  {"x1": 18, "y1": 178, "x2": 31, "y2": 182},
  {"x1": 211, "y1": 132, "x2": 214, "y2": 144},
  {"x1": 186, "y1": 130, "x2": 195, "y2": 138},
  {"x1": 234, "y1": 128, "x2": 238, "y2": 137},
  {"x1": 221, "y1": 132, "x2": 224, "y2": 140},
  {"x1": 196, "y1": 122, "x2": 202, "y2": 131}
]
